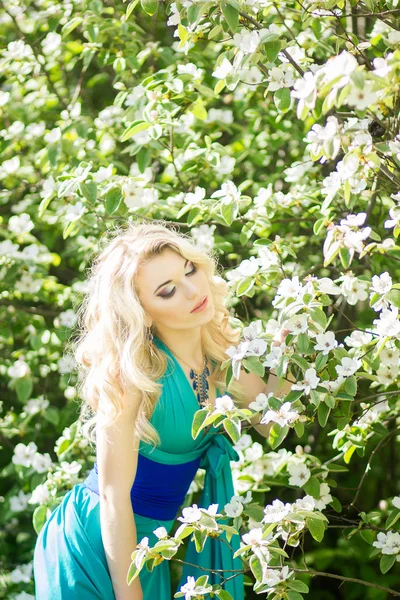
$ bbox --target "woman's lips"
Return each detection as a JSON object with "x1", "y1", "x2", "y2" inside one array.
[{"x1": 191, "y1": 296, "x2": 208, "y2": 312}]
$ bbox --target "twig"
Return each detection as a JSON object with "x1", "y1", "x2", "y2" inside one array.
[
  {"x1": 238, "y1": 10, "x2": 305, "y2": 76},
  {"x1": 349, "y1": 426, "x2": 400, "y2": 509}
]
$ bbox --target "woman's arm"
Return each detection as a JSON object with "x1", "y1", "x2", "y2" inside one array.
[
  {"x1": 231, "y1": 328, "x2": 295, "y2": 438},
  {"x1": 96, "y1": 388, "x2": 144, "y2": 600}
]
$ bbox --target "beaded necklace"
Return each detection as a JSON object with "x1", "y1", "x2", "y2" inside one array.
[{"x1": 155, "y1": 337, "x2": 210, "y2": 408}]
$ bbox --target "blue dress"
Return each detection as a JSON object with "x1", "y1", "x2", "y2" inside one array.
[{"x1": 33, "y1": 335, "x2": 245, "y2": 599}]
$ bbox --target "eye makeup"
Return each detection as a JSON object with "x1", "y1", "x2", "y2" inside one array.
[{"x1": 158, "y1": 263, "x2": 197, "y2": 299}]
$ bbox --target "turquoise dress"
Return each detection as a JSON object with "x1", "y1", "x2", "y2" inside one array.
[{"x1": 33, "y1": 335, "x2": 245, "y2": 599}]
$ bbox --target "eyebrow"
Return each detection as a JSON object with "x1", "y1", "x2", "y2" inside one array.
[{"x1": 154, "y1": 259, "x2": 189, "y2": 294}]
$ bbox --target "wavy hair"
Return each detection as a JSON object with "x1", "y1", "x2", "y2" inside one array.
[{"x1": 70, "y1": 220, "x2": 243, "y2": 450}]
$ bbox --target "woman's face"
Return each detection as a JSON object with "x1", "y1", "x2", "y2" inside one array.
[{"x1": 135, "y1": 247, "x2": 215, "y2": 332}]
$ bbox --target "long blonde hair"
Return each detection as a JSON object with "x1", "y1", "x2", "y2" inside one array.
[{"x1": 70, "y1": 220, "x2": 243, "y2": 449}]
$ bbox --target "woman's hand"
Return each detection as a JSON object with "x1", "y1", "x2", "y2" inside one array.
[{"x1": 271, "y1": 327, "x2": 290, "y2": 348}]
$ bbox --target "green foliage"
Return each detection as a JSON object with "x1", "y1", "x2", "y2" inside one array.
[{"x1": 0, "y1": 0, "x2": 399, "y2": 598}]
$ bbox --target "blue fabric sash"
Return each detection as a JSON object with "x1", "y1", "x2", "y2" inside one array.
[{"x1": 83, "y1": 453, "x2": 202, "y2": 520}]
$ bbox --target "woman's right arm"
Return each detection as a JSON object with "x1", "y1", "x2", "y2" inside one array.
[{"x1": 96, "y1": 387, "x2": 144, "y2": 600}]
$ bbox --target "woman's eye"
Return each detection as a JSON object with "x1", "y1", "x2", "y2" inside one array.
[{"x1": 159, "y1": 264, "x2": 197, "y2": 299}]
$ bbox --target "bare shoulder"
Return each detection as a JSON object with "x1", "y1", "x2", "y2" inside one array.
[{"x1": 96, "y1": 385, "x2": 143, "y2": 502}]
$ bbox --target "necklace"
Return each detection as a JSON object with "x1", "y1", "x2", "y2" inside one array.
[{"x1": 158, "y1": 339, "x2": 210, "y2": 408}]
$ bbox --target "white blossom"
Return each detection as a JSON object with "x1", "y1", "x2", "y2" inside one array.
[
  {"x1": 8, "y1": 213, "x2": 34, "y2": 235},
  {"x1": 9, "y1": 490, "x2": 32, "y2": 512},
  {"x1": 178, "y1": 504, "x2": 203, "y2": 523},
  {"x1": 214, "y1": 394, "x2": 235, "y2": 413},
  {"x1": 153, "y1": 526, "x2": 168, "y2": 539},
  {"x1": 260, "y1": 402, "x2": 300, "y2": 427},
  {"x1": 373, "y1": 307, "x2": 400, "y2": 339},
  {"x1": 10, "y1": 562, "x2": 33, "y2": 584},
  {"x1": 285, "y1": 313, "x2": 308, "y2": 334},
  {"x1": 373, "y1": 531, "x2": 400, "y2": 555},
  {"x1": 392, "y1": 496, "x2": 400, "y2": 510},
  {"x1": 291, "y1": 368, "x2": 320, "y2": 395},
  {"x1": 232, "y1": 30, "x2": 261, "y2": 54},
  {"x1": 225, "y1": 498, "x2": 244, "y2": 517},
  {"x1": 335, "y1": 357, "x2": 362, "y2": 378},
  {"x1": 28, "y1": 483, "x2": 51, "y2": 505},
  {"x1": 12, "y1": 442, "x2": 38, "y2": 468},
  {"x1": 314, "y1": 331, "x2": 338, "y2": 355},
  {"x1": 212, "y1": 58, "x2": 234, "y2": 79},
  {"x1": 263, "y1": 499, "x2": 292, "y2": 523},
  {"x1": 262, "y1": 565, "x2": 292, "y2": 587},
  {"x1": 314, "y1": 483, "x2": 333, "y2": 510},
  {"x1": 341, "y1": 275, "x2": 369, "y2": 305},
  {"x1": 8, "y1": 359, "x2": 31, "y2": 379},
  {"x1": 287, "y1": 462, "x2": 311, "y2": 487}
]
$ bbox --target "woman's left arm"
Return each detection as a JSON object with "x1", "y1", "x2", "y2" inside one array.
[{"x1": 233, "y1": 328, "x2": 295, "y2": 438}]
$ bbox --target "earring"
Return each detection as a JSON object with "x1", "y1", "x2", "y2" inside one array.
[{"x1": 147, "y1": 326, "x2": 154, "y2": 342}]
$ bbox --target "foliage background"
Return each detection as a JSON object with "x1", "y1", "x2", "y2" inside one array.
[{"x1": 0, "y1": 0, "x2": 400, "y2": 598}]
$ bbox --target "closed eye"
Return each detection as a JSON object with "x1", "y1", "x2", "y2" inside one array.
[{"x1": 159, "y1": 264, "x2": 197, "y2": 299}]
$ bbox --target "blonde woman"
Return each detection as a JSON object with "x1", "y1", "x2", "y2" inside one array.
[{"x1": 33, "y1": 221, "x2": 290, "y2": 600}]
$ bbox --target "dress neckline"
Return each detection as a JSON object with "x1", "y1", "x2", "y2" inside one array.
[{"x1": 153, "y1": 334, "x2": 219, "y2": 407}]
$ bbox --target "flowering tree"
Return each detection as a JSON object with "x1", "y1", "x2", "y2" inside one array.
[{"x1": 1, "y1": 0, "x2": 400, "y2": 598}]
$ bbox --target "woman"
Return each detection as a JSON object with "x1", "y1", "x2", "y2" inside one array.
[{"x1": 33, "y1": 221, "x2": 289, "y2": 599}]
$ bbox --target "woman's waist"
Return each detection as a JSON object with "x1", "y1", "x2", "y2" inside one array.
[{"x1": 82, "y1": 452, "x2": 202, "y2": 520}]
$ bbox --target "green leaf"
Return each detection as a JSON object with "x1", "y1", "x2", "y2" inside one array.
[
  {"x1": 121, "y1": 121, "x2": 151, "y2": 142},
  {"x1": 236, "y1": 277, "x2": 255, "y2": 297},
  {"x1": 274, "y1": 87, "x2": 291, "y2": 112},
  {"x1": 79, "y1": 181, "x2": 97, "y2": 203},
  {"x1": 386, "y1": 508, "x2": 400, "y2": 529},
  {"x1": 265, "y1": 40, "x2": 281, "y2": 62},
  {"x1": 192, "y1": 409, "x2": 208, "y2": 439},
  {"x1": 344, "y1": 444, "x2": 356, "y2": 464},
  {"x1": 126, "y1": 0, "x2": 140, "y2": 19},
  {"x1": 221, "y1": 200, "x2": 236, "y2": 226},
  {"x1": 269, "y1": 423, "x2": 289, "y2": 450},
  {"x1": 297, "y1": 333, "x2": 310, "y2": 354},
  {"x1": 187, "y1": 4, "x2": 202, "y2": 24},
  {"x1": 308, "y1": 517, "x2": 325, "y2": 542},
  {"x1": 216, "y1": 590, "x2": 234, "y2": 600},
  {"x1": 303, "y1": 477, "x2": 320, "y2": 498},
  {"x1": 380, "y1": 554, "x2": 396, "y2": 574},
  {"x1": 286, "y1": 591, "x2": 304, "y2": 600},
  {"x1": 104, "y1": 185, "x2": 122, "y2": 215},
  {"x1": 327, "y1": 464, "x2": 349, "y2": 473},
  {"x1": 291, "y1": 354, "x2": 310, "y2": 372},
  {"x1": 360, "y1": 529, "x2": 374, "y2": 544},
  {"x1": 43, "y1": 407, "x2": 60, "y2": 426},
  {"x1": 315, "y1": 352, "x2": 329, "y2": 371},
  {"x1": 313, "y1": 218, "x2": 326, "y2": 235},
  {"x1": 386, "y1": 289, "x2": 400, "y2": 309},
  {"x1": 61, "y1": 17, "x2": 82, "y2": 37},
  {"x1": 318, "y1": 402, "x2": 331, "y2": 427},
  {"x1": 194, "y1": 529, "x2": 208, "y2": 552},
  {"x1": 242, "y1": 356, "x2": 265, "y2": 377},
  {"x1": 221, "y1": 3, "x2": 239, "y2": 32},
  {"x1": 137, "y1": 147, "x2": 150, "y2": 173},
  {"x1": 141, "y1": 0, "x2": 158, "y2": 16},
  {"x1": 174, "y1": 524, "x2": 195, "y2": 542},
  {"x1": 249, "y1": 554, "x2": 263, "y2": 581},
  {"x1": 294, "y1": 421, "x2": 304, "y2": 438},
  {"x1": 223, "y1": 418, "x2": 241, "y2": 443},
  {"x1": 33, "y1": 504, "x2": 51, "y2": 535},
  {"x1": 329, "y1": 495, "x2": 342, "y2": 512},
  {"x1": 308, "y1": 308, "x2": 327, "y2": 328},
  {"x1": 286, "y1": 579, "x2": 309, "y2": 593},
  {"x1": 344, "y1": 375, "x2": 357, "y2": 396},
  {"x1": 15, "y1": 377, "x2": 33, "y2": 403}
]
